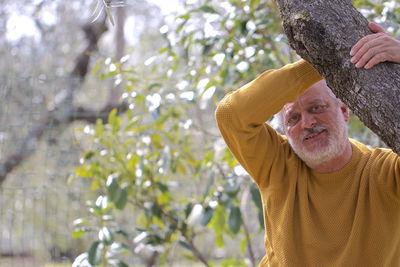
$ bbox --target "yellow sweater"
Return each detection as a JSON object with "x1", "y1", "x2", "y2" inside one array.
[{"x1": 215, "y1": 60, "x2": 400, "y2": 266}]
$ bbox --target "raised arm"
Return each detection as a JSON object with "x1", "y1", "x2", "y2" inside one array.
[
  {"x1": 350, "y1": 22, "x2": 400, "y2": 69},
  {"x1": 215, "y1": 60, "x2": 321, "y2": 185}
]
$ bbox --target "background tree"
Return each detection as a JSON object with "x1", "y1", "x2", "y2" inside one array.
[
  {"x1": 71, "y1": 0, "x2": 400, "y2": 266},
  {"x1": 0, "y1": 0, "x2": 168, "y2": 263},
  {"x1": 1, "y1": 0, "x2": 400, "y2": 266}
]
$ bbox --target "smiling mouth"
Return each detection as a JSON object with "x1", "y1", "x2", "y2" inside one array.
[{"x1": 304, "y1": 129, "x2": 327, "y2": 141}]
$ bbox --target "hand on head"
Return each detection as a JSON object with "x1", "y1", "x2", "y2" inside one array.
[{"x1": 350, "y1": 22, "x2": 400, "y2": 69}]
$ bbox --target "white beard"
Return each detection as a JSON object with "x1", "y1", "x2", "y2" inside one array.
[{"x1": 286, "y1": 117, "x2": 348, "y2": 167}]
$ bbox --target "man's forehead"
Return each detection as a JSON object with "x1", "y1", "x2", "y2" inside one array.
[{"x1": 283, "y1": 86, "x2": 330, "y2": 113}]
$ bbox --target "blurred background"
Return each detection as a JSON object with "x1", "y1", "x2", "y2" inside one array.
[{"x1": 1, "y1": 0, "x2": 399, "y2": 266}]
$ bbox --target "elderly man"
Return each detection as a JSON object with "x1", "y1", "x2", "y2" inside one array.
[{"x1": 215, "y1": 22, "x2": 400, "y2": 266}]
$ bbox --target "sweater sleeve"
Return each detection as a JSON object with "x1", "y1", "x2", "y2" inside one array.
[
  {"x1": 371, "y1": 148, "x2": 400, "y2": 201},
  {"x1": 215, "y1": 60, "x2": 322, "y2": 186}
]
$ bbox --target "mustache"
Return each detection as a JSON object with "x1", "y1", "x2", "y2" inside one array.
[{"x1": 301, "y1": 125, "x2": 328, "y2": 140}]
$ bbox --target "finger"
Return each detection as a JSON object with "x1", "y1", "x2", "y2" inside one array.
[
  {"x1": 350, "y1": 23, "x2": 386, "y2": 56},
  {"x1": 351, "y1": 39, "x2": 365, "y2": 56},
  {"x1": 350, "y1": 33, "x2": 377, "y2": 56},
  {"x1": 353, "y1": 45, "x2": 385, "y2": 68},
  {"x1": 364, "y1": 53, "x2": 386, "y2": 69},
  {"x1": 350, "y1": 34, "x2": 384, "y2": 62},
  {"x1": 369, "y1": 21, "x2": 386, "y2": 34}
]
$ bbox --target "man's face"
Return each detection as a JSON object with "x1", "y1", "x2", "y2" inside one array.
[{"x1": 282, "y1": 81, "x2": 349, "y2": 166}]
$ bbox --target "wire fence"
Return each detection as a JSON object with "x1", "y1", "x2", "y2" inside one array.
[
  {"x1": 0, "y1": 184, "x2": 88, "y2": 264},
  {"x1": 0, "y1": 71, "x2": 94, "y2": 264}
]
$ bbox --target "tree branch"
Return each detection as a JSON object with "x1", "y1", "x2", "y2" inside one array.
[
  {"x1": 275, "y1": 0, "x2": 400, "y2": 155},
  {"x1": 186, "y1": 236, "x2": 210, "y2": 267},
  {"x1": 0, "y1": 18, "x2": 112, "y2": 185},
  {"x1": 0, "y1": 102, "x2": 128, "y2": 185}
]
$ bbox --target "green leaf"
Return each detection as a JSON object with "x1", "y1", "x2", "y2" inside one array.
[
  {"x1": 177, "y1": 18, "x2": 189, "y2": 33},
  {"x1": 157, "y1": 191, "x2": 171, "y2": 205},
  {"x1": 184, "y1": 203, "x2": 194, "y2": 218},
  {"x1": 156, "y1": 181, "x2": 168, "y2": 193},
  {"x1": 92, "y1": 60, "x2": 102, "y2": 75},
  {"x1": 83, "y1": 150, "x2": 96, "y2": 160},
  {"x1": 114, "y1": 188, "x2": 128, "y2": 210},
  {"x1": 202, "y1": 44, "x2": 214, "y2": 55},
  {"x1": 73, "y1": 218, "x2": 89, "y2": 227},
  {"x1": 136, "y1": 94, "x2": 145, "y2": 106},
  {"x1": 198, "y1": 5, "x2": 219, "y2": 14},
  {"x1": 128, "y1": 154, "x2": 140, "y2": 169},
  {"x1": 106, "y1": 176, "x2": 121, "y2": 202},
  {"x1": 178, "y1": 13, "x2": 191, "y2": 20},
  {"x1": 73, "y1": 252, "x2": 89, "y2": 266},
  {"x1": 158, "y1": 47, "x2": 169, "y2": 54},
  {"x1": 76, "y1": 164, "x2": 93, "y2": 178},
  {"x1": 250, "y1": 184, "x2": 264, "y2": 227},
  {"x1": 200, "y1": 205, "x2": 215, "y2": 226},
  {"x1": 95, "y1": 118, "x2": 105, "y2": 137},
  {"x1": 147, "y1": 83, "x2": 162, "y2": 91},
  {"x1": 228, "y1": 205, "x2": 242, "y2": 234},
  {"x1": 250, "y1": 184, "x2": 262, "y2": 209},
  {"x1": 176, "y1": 159, "x2": 187, "y2": 175},
  {"x1": 250, "y1": 0, "x2": 260, "y2": 9},
  {"x1": 88, "y1": 241, "x2": 103, "y2": 266},
  {"x1": 211, "y1": 205, "x2": 226, "y2": 247},
  {"x1": 225, "y1": 180, "x2": 240, "y2": 198},
  {"x1": 72, "y1": 230, "x2": 87, "y2": 239},
  {"x1": 90, "y1": 178, "x2": 102, "y2": 191},
  {"x1": 99, "y1": 70, "x2": 120, "y2": 79},
  {"x1": 108, "y1": 109, "x2": 120, "y2": 135},
  {"x1": 115, "y1": 228, "x2": 129, "y2": 238},
  {"x1": 187, "y1": 204, "x2": 204, "y2": 226},
  {"x1": 202, "y1": 150, "x2": 214, "y2": 164},
  {"x1": 151, "y1": 202, "x2": 163, "y2": 219},
  {"x1": 98, "y1": 227, "x2": 114, "y2": 245},
  {"x1": 123, "y1": 117, "x2": 141, "y2": 132},
  {"x1": 151, "y1": 133, "x2": 163, "y2": 149},
  {"x1": 223, "y1": 149, "x2": 237, "y2": 168},
  {"x1": 95, "y1": 195, "x2": 110, "y2": 211}
]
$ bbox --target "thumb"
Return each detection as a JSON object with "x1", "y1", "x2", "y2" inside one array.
[{"x1": 369, "y1": 21, "x2": 386, "y2": 33}]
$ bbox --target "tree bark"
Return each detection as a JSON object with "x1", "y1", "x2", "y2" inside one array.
[{"x1": 275, "y1": 0, "x2": 400, "y2": 155}]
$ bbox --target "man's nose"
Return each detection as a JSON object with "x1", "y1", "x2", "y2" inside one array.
[{"x1": 301, "y1": 113, "x2": 317, "y2": 129}]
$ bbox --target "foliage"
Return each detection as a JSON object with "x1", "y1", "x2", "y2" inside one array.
[
  {"x1": 72, "y1": 0, "x2": 400, "y2": 266},
  {"x1": 72, "y1": 80, "x2": 262, "y2": 265}
]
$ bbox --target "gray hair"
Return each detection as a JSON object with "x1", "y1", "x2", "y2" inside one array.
[{"x1": 275, "y1": 84, "x2": 342, "y2": 133}]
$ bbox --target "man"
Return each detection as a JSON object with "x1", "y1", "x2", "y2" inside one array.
[{"x1": 215, "y1": 22, "x2": 400, "y2": 266}]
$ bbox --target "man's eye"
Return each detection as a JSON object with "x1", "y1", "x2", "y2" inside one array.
[
  {"x1": 311, "y1": 105, "x2": 326, "y2": 113},
  {"x1": 288, "y1": 114, "x2": 299, "y2": 124}
]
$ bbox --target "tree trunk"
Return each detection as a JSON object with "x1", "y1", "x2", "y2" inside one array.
[{"x1": 275, "y1": 0, "x2": 400, "y2": 155}]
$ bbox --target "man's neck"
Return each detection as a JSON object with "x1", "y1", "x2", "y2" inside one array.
[{"x1": 308, "y1": 141, "x2": 353, "y2": 173}]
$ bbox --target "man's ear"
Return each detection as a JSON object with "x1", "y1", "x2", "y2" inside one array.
[{"x1": 341, "y1": 104, "x2": 350, "y2": 122}]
